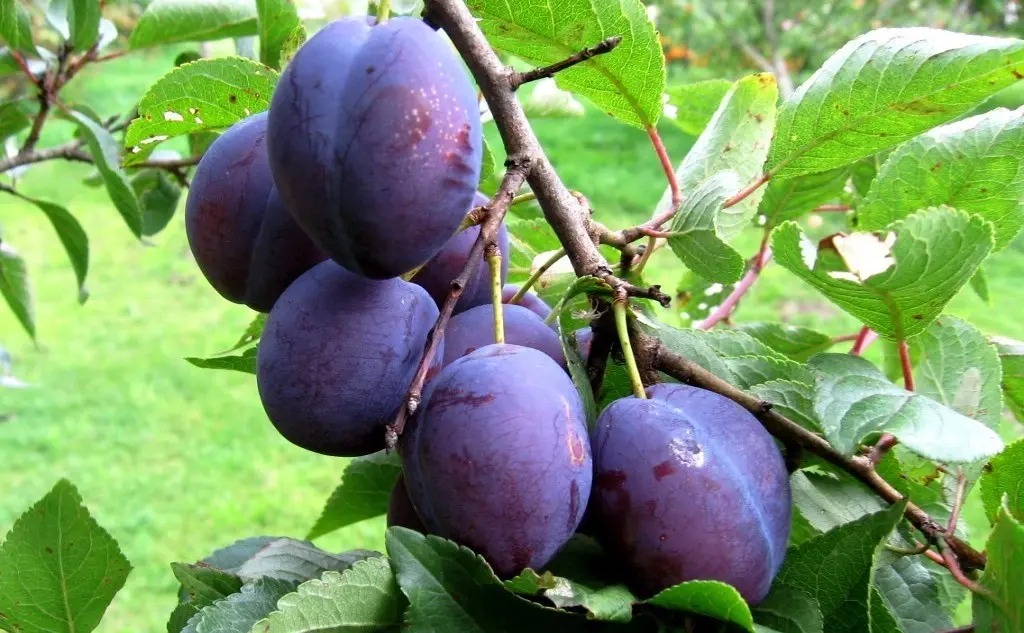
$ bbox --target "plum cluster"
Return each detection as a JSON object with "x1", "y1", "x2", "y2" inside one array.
[{"x1": 185, "y1": 15, "x2": 790, "y2": 606}]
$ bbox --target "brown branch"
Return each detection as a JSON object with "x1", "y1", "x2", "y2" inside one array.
[
  {"x1": 646, "y1": 336, "x2": 988, "y2": 571},
  {"x1": 386, "y1": 163, "x2": 531, "y2": 449},
  {"x1": 0, "y1": 142, "x2": 92, "y2": 173},
  {"x1": 510, "y1": 36, "x2": 623, "y2": 88}
]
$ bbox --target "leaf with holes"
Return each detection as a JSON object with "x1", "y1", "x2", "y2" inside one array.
[
  {"x1": 758, "y1": 167, "x2": 851, "y2": 226},
  {"x1": 772, "y1": 207, "x2": 993, "y2": 340},
  {"x1": 764, "y1": 502, "x2": 905, "y2": 633},
  {"x1": 666, "y1": 170, "x2": 746, "y2": 283},
  {"x1": 307, "y1": 451, "x2": 402, "y2": 540},
  {"x1": 646, "y1": 581, "x2": 755, "y2": 632},
  {"x1": 252, "y1": 557, "x2": 404, "y2": 633},
  {"x1": 767, "y1": 28, "x2": 1024, "y2": 179},
  {"x1": 0, "y1": 479, "x2": 132, "y2": 633},
  {"x1": 980, "y1": 438, "x2": 1024, "y2": 523},
  {"x1": 654, "y1": 73, "x2": 778, "y2": 239},
  {"x1": 256, "y1": 0, "x2": 299, "y2": 69},
  {"x1": 70, "y1": 111, "x2": 143, "y2": 237},
  {"x1": 466, "y1": 0, "x2": 664, "y2": 129},
  {"x1": 808, "y1": 353, "x2": 1004, "y2": 462},
  {"x1": 907, "y1": 316, "x2": 1002, "y2": 429},
  {"x1": 973, "y1": 500, "x2": 1024, "y2": 632},
  {"x1": 663, "y1": 79, "x2": 732, "y2": 136},
  {"x1": 125, "y1": 57, "x2": 278, "y2": 164},
  {"x1": 0, "y1": 240, "x2": 33, "y2": 340},
  {"x1": 858, "y1": 107, "x2": 1024, "y2": 250},
  {"x1": 130, "y1": 0, "x2": 259, "y2": 49}
]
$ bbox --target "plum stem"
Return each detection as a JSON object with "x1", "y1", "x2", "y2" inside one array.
[
  {"x1": 487, "y1": 245, "x2": 505, "y2": 344},
  {"x1": 509, "y1": 36, "x2": 623, "y2": 89},
  {"x1": 509, "y1": 248, "x2": 565, "y2": 304},
  {"x1": 377, "y1": 0, "x2": 392, "y2": 22},
  {"x1": 614, "y1": 297, "x2": 647, "y2": 399}
]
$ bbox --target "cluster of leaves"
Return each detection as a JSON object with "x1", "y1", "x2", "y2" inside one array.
[{"x1": 3, "y1": 0, "x2": 1024, "y2": 631}]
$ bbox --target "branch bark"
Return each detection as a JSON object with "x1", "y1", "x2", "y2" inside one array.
[{"x1": 511, "y1": 36, "x2": 622, "y2": 88}]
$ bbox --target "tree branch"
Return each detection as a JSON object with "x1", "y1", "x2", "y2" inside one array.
[{"x1": 510, "y1": 36, "x2": 622, "y2": 88}]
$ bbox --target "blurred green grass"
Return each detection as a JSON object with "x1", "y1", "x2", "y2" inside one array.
[{"x1": 0, "y1": 44, "x2": 1021, "y2": 633}]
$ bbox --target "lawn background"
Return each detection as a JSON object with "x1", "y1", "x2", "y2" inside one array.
[{"x1": 1, "y1": 45, "x2": 1022, "y2": 632}]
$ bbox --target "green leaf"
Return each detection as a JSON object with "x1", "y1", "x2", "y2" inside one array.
[
  {"x1": 873, "y1": 549, "x2": 955, "y2": 633},
  {"x1": 228, "y1": 313, "x2": 267, "y2": 352},
  {"x1": 772, "y1": 207, "x2": 993, "y2": 340},
  {"x1": 47, "y1": 0, "x2": 102, "y2": 50},
  {"x1": 202, "y1": 537, "x2": 281, "y2": 574},
  {"x1": 256, "y1": 0, "x2": 299, "y2": 69},
  {"x1": 789, "y1": 469, "x2": 887, "y2": 537},
  {"x1": 749, "y1": 380, "x2": 819, "y2": 432},
  {"x1": 0, "y1": 0, "x2": 33, "y2": 50},
  {"x1": 130, "y1": 0, "x2": 259, "y2": 49},
  {"x1": 22, "y1": 196, "x2": 88, "y2": 304},
  {"x1": 655, "y1": 73, "x2": 778, "y2": 241},
  {"x1": 646, "y1": 581, "x2": 755, "y2": 632},
  {"x1": 480, "y1": 137, "x2": 499, "y2": 195},
  {"x1": 970, "y1": 268, "x2": 990, "y2": 303},
  {"x1": 185, "y1": 347, "x2": 258, "y2": 374},
  {"x1": 279, "y1": 23, "x2": 305, "y2": 67},
  {"x1": 466, "y1": 0, "x2": 665, "y2": 129},
  {"x1": 766, "y1": 502, "x2": 906, "y2": 633},
  {"x1": 133, "y1": 169, "x2": 183, "y2": 236},
  {"x1": 751, "y1": 586, "x2": 823, "y2": 633},
  {"x1": 0, "y1": 479, "x2": 132, "y2": 633},
  {"x1": 183, "y1": 577, "x2": 296, "y2": 633},
  {"x1": 172, "y1": 562, "x2": 244, "y2": 604},
  {"x1": 522, "y1": 78, "x2": 585, "y2": 118},
  {"x1": 767, "y1": 28, "x2": 1024, "y2": 179},
  {"x1": 0, "y1": 98, "x2": 34, "y2": 140},
  {"x1": 0, "y1": 239, "x2": 33, "y2": 340},
  {"x1": 662, "y1": 79, "x2": 732, "y2": 136},
  {"x1": 858, "y1": 107, "x2": 1024, "y2": 250},
  {"x1": 385, "y1": 528, "x2": 594, "y2": 632},
  {"x1": 973, "y1": 500, "x2": 1024, "y2": 632},
  {"x1": 758, "y1": 168, "x2": 851, "y2": 226},
  {"x1": 735, "y1": 322, "x2": 833, "y2": 362},
  {"x1": 252, "y1": 557, "x2": 403, "y2": 633},
  {"x1": 506, "y1": 217, "x2": 564, "y2": 281},
  {"x1": 236, "y1": 538, "x2": 376, "y2": 584},
  {"x1": 307, "y1": 451, "x2": 403, "y2": 540},
  {"x1": 808, "y1": 353, "x2": 1004, "y2": 461},
  {"x1": 980, "y1": 438, "x2": 1024, "y2": 523},
  {"x1": 69, "y1": 110, "x2": 142, "y2": 237},
  {"x1": 125, "y1": 57, "x2": 278, "y2": 164},
  {"x1": 992, "y1": 336, "x2": 1024, "y2": 421},
  {"x1": 666, "y1": 170, "x2": 746, "y2": 283},
  {"x1": 558, "y1": 316, "x2": 598, "y2": 427},
  {"x1": 545, "y1": 275, "x2": 613, "y2": 327},
  {"x1": 908, "y1": 316, "x2": 1003, "y2": 429}
]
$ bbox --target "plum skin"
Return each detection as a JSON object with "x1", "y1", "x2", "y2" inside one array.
[
  {"x1": 184, "y1": 112, "x2": 325, "y2": 312},
  {"x1": 387, "y1": 474, "x2": 426, "y2": 533},
  {"x1": 590, "y1": 383, "x2": 791, "y2": 604},
  {"x1": 267, "y1": 17, "x2": 482, "y2": 279},
  {"x1": 441, "y1": 304, "x2": 565, "y2": 369},
  {"x1": 502, "y1": 284, "x2": 553, "y2": 321},
  {"x1": 256, "y1": 261, "x2": 441, "y2": 456},
  {"x1": 412, "y1": 194, "x2": 509, "y2": 314},
  {"x1": 401, "y1": 344, "x2": 592, "y2": 577}
]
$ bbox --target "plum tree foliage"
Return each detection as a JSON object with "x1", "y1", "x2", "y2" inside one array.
[{"x1": 1, "y1": 0, "x2": 1024, "y2": 632}]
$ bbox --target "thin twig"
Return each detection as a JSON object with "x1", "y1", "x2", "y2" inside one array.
[
  {"x1": 722, "y1": 173, "x2": 771, "y2": 208},
  {"x1": 899, "y1": 339, "x2": 915, "y2": 390},
  {"x1": 814, "y1": 204, "x2": 851, "y2": 212},
  {"x1": 386, "y1": 163, "x2": 530, "y2": 449},
  {"x1": 868, "y1": 433, "x2": 899, "y2": 465},
  {"x1": 884, "y1": 541, "x2": 931, "y2": 556},
  {"x1": 849, "y1": 326, "x2": 877, "y2": 355},
  {"x1": 939, "y1": 539, "x2": 991, "y2": 597},
  {"x1": 947, "y1": 468, "x2": 967, "y2": 538},
  {"x1": 510, "y1": 36, "x2": 623, "y2": 88},
  {"x1": 695, "y1": 232, "x2": 773, "y2": 330}
]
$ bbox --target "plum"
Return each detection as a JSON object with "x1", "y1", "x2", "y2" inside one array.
[
  {"x1": 185, "y1": 112, "x2": 325, "y2": 312},
  {"x1": 441, "y1": 304, "x2": 565, "y2": 369},
  {"x1": 387, "y1": 474, "x2": 426, "y2": 533},
  {"x1": 267, "y1": 17, "x2": 482, "y2": 279},
  {"x1": 256, "y1": 261, "x2": 441, "y2": 456},
  {"x1": 502, "y1": 284, "x2": 553, "y2": 321},
  {"x1": 412, "y1": 194, "x2": 509, "y2": 314},
  {"x1": 590, "y1": 383, "x2": 790, "y2": 604},
  {"x1": 401, "y1": 344, "x2": 592, "y2": 577}
]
